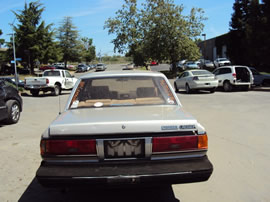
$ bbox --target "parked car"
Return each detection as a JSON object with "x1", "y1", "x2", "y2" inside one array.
[
  {"x1": 184, "y1": 61, "x2": 200, "y2": 69},
  {"x1": 0, "y1": 80, "x2": 23, "y2": 124},
  {"x1": 76, "y1": 64, "x2": 88, "y2": 72},
  {"x1": 39, "y1": 65, "x2": 56, "y2": 71},
  {"x1": 199, "y1": 60, "x2": 215, "y2": 69},
  {"x1": 150, "y1": 61, "x2": 158, "y2": 66},
  {"x1": 170, "y1": 60, "x2": 187, "y2": 71},
  {"x1": 248, "y1": 67, "x2": 270, "y2": 86},
  {"x1": 36, "y1": 70, "x2": 213, "y2": 188},
  {"x1": 24, "y1": 69, "x2": 77, "y2": 96},
  {"x1": 213, "y1": 58, "x2": 231, "y2": 67},
  {"x1": 53, "y1": 63, "x2": 65, "y2": 68},
  {"x1": 96, "y1": 63, "x2": 106, "y2": 71},
  {"x1": 0, "y1": 77, "x2": 25, "y2": 88},
  {"x1": 174, "y1": 70, "x2": 218, "y2": 93},
  {"x1": 212, "y1": 66, "x2": 253, "y2": 92},
  {"x1": 123, "y1": 63, "x2": 134, "y2": 70}
]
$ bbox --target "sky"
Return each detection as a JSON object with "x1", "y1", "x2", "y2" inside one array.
[{"x1": 0, "y1": 0, "x2": 235, "y2": 56}]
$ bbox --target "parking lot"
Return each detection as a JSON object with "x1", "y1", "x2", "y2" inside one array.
[{"x1": 0, "y1": 64, "x2": 270, "y2": 202}]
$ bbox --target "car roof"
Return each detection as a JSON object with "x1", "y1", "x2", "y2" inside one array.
[{"x1": 80, "y1": 70, "x2": 166, "y2": 79}]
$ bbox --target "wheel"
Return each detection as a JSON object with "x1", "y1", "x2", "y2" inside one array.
[
  {"x1": 53, "y1": 84, "x2": 61, "y2": 96},
  {"x1": 209, "y1": 88, "x2": 216, "y2": 93},
  {"x1": 223, "y1": 81, "x2": 232, "y2": 92},
  {"x1": 185, "y1": 83, "x2": 191, "y2": 94},
  {"x1": 242, "y1": 85, "x2": 250, "y2": 91},
  {"x1": 30, "y1": 89, "x2": 39, "y2": 96},
  {"x1": 174, "y1": 82, "x2": 179, "y2": 93},
  {"x1": 5, "y1": 100, "x2": 20, "y2": 124}
]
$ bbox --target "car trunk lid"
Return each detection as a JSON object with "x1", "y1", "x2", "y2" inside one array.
[{"x1": 49, "y1": 105, "x2": 199, "y2": 136}]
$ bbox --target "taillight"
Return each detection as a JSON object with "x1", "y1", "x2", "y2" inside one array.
[
  {"x1": 232, "y1": 73, "x2": 236, "y2": 78},
  {"x1": 40, "y1": 139, "x2": 97, "y2": 156},
  {"x1": 152, "y1": 134, "x2": 207, "y2": 153},
  {"x1": 46, "y1": 78, "x2": 49, "y2": 84}
]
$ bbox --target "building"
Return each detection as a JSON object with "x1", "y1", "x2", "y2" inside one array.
[{"x1": 198, "y1": 33, "x2": 230, "y2": 61}]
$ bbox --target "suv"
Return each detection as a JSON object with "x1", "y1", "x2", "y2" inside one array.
[
  {"x1": 212, "y1": 66, "x2": 254, "y2": 92},
  {"x1": 214, "y1": 58, "x2": 231, "y2": 67},
  {"x1": 0, "y1": 80, "x2": 23, "y2": 124}
]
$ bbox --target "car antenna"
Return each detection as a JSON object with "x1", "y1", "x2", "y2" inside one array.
[{"x1": 58, "y1": 95, "x2": 61, "y2": 115}]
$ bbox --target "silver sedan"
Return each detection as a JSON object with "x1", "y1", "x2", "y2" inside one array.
[{"x1": 174, "y1": 70, "x2": 218, "y2": 93}]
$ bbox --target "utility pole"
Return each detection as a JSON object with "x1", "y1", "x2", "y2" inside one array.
[
  {"x1": 202, "y1": 33, "x2": 206, "y2": 65},
  {"x1": 11, "y1": 18, "x2": 18, "y2": 90}
]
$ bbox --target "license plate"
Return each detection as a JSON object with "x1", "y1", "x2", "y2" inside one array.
[{"x1": 104, "y1": 139, "x2": 145, "y2": 159}]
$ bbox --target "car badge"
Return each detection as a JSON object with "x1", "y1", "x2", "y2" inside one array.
[{"x1": 122, "y1": 125, "x2": 126, "y2": 129}]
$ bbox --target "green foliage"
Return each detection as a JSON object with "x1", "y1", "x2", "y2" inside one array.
[
  {"x1": 57, "y1": 16, "x2": 80, "y2": 66},
  {"x1": 12, "y1": 1, "x2": 57, "y2": 73},
  {"x1": 0, "y1": 29, "x2": 6, "y2": 65},
  {"x1": 104, "y1": 0, "x2": 206, "y2": 71},
  {"x1": 80, "y1": 37, "x2": 96, "y2": 63},
  {"x1": 228, "y1": 0, "x2": 270, "y2": 70}
]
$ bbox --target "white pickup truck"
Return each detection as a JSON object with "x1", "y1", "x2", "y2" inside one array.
[{"x1": 24, "y1": 69, "x2": 78, "y2": 96}]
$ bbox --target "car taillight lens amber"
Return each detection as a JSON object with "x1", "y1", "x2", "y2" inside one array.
[
  {"x1": 40, "y1": 139, "x2": 97, "y2": 156},
  {"x1": 152, "y1": 134, "x2": 207, "y2": 153}
]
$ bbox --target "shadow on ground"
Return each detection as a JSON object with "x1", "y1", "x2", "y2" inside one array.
[
  {"x1": 19, "y1": 178, "x2": 180, "y2": 202},
  {"x1": 21, "y1": 92, "x2": 70, "y2": 97}
]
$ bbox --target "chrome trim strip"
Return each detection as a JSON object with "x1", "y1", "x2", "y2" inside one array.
[
  {"x1": 152, "y1": 149, "x2": 207, "y2": 155},
  {"x1": 96, "y1": 139, "x2": 104, "y2": 160},
  {"x1": 145, "y1": 137, "x2": 152, "y2": 158},
  {"x1": 72, "y1": 171, "x2": 192, "y2": 179},
  {"x1": 44, "y1": 159, "x2": 99, "y2": 163}
]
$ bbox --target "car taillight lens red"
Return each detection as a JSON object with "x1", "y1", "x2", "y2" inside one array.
[
  {"x1": 46, "y1": 78, "x2": 49, "y2": 84},
  {"x1": 152, "y1": 134, "x2": 207, "y2": 153},
  {"x1": 40, "y1": 139, "x2": 97, "y2": 156},
  {"x1": 232, "y1": 73, "x2": 236, "y2": 78}
]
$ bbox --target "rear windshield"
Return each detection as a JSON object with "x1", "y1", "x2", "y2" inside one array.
[
  {"x1": 191, "y1": 70, "x2": 212, "y2": 75},
  {"x1": 69, "y1": 76, "x2": 177, "y2": 109},
  {"x1": 43, "y1": 71, "x2": 60, "y2": 77}
]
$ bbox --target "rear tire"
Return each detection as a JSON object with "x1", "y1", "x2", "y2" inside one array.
[
  {"x1": 53, "y1": 84, "x2": 61, "y2": 96},
  {"x1": 30, "y1": 89, "x2": 39, "y2": 96},
  {"x1": 209, "y1": 88, "x2": 216, "y2": 93},
  {"x1": 223, "y1": 81, "x2": 232, "y2": 92},
  {"x1": 242, "y1": 85, "x2": 250, "y2": 91},
  {"x1": 185, "y1": 83, "x2": 191, "y2": 94},
  {"x1": 5, "y1": 100, "x2": 20, "y2": 124},
  {"x1": 174, "y1": 82, "x2": 179, "y2": 93}
]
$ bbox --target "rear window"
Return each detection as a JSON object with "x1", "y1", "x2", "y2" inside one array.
[
  {"x1": 69, "y1": 76, "x2": 177, "y2": 109},
  {"x1": 43, "y1": 71, "x2": 60, "y2": 77}
]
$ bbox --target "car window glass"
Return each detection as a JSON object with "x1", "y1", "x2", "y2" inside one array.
[
  {"x1": 44, "y1": 71, "x2": 61, "y2": 77},
  {"x1": 219, "y1": 68, "x2": 231, "y2": 74},
  {"x1": 65, "y1": 71, "x2": 72, "y2": 78},
  {"x1": 213, "y1": 69, "x2": 219, "y2": 75},
  {"x1": 69, "y1": 76, "x2": 177, "y2": 109}
]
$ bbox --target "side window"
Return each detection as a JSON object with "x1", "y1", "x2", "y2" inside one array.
[
  {"x1": 224, "y1": 68, "x2": 232, "y2": 74},
  {"x1": 65, "y1": 71, "x2": 72, "y2": 78},
  {"x1": 213, "y1": 69, "x2": 219, "y2": 75},
  {"x1": 183, "y1": 72, "x2": 189, "y2": 77},
  {"x1": 219, "y1": 68, "x2": 231, "y2": 75},
  {"x1": 61, "y1": 71, "x2": 65, "y2": 77}
]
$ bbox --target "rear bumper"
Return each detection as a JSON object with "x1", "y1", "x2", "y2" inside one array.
[{"x1": 36, "y1": 156, "x2": 213, "y2": 187}]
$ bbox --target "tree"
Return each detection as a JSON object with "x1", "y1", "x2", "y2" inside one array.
[
  {"x1": 104, "y1": 0, "x2": 206, "y2": 71},
  {"x1": 0, "y1": 29, "x2": 7, "y2": 70},
  {"x1": 228, "y1": 0, "x2": 270, "y2": 69},
  {"x1": 12, "y1": 1, "x2": 55, "y2": 73},
  {"x1": 57, "y1": 16, "x2": 80, "y2": 67},
  {"x1": 80, "y1": 37, "x2": 96, "y2": 64}
]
